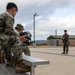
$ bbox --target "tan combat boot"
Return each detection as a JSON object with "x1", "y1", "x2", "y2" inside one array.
[
  {"x1": 1, "y1": 51, "x2": 5, "y2": 63},
  {"x1": 6, "y1": 57, "x2": 15, "y2": 66},
  {"x1": 16, "y1": 61, "x2": 31, "y2": 73},
  {"x1": 0, "y1": 50, "x2": 5, "y2": 63},
  {"x1": 0, "y1": 50, "x2": 1, "y2": 63}
]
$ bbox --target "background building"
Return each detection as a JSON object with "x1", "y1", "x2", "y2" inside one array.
[{"x1": 47, "y1": 35, "x2": 75, "y2": 46}]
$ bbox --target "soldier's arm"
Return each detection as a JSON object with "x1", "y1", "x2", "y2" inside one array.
[
  {"x1": 0, "y1": 18, "x2": 3, "y2": 27},
  {"x1": 4, "y1": 16, "x2": 18, "y2": 36},
  {"x1": 0, "y1": 15, "x2": 4, "y2": 33}
]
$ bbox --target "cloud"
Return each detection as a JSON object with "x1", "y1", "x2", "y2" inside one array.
[
  {"x1": 33, "y1": 14, "x2": 75, "y2": 40},
  {"x1": 0, "y1": 0, "x2": 75, "y2": 40}
]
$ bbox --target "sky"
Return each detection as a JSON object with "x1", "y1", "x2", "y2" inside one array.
[{"x1": 0, "y1": 0, "x2": 75, "y2": 40}]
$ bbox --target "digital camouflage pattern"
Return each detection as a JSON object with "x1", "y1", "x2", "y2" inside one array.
[
  {"x1": 0, "y1": 12, "x2": 22, "y2": 62},
  {"x1": 22, "y1": 43, "x2": 30, "y2": 56},
  {"x1": 0, "y1": 12, "x2": 14, "y2": 35},
  {"x1": 15, "y1": 24, "x2": 30, "y2": 56}
]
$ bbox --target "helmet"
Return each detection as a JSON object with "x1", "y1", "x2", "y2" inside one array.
[{"x1": 15, "y1": 24, "x2": 24, "y2": 30}]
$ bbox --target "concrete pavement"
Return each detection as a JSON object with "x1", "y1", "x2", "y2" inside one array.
[
  {"x1": 0, "y1": 47, "x2": 75, "y2": 75},
  {"x1": 30, "y1": 47, "x2": 75, "y2": 75}
]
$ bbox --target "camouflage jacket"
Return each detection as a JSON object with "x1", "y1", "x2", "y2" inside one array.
[
  {"x1": 62, "y1": 33, "x2": 69, "y2": 43},
  {"x1": 0, "y1": 12, "x2": 17, "y2": 36}
]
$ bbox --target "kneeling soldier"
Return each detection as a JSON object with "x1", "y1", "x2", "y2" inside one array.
[{"x1": 0, "y1": 2, "x2": 30, "y2": 73}]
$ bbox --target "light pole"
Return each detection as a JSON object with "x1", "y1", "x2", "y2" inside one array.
[{"x1": 33, "y1": 13, "x2": 38, "y2": 47}]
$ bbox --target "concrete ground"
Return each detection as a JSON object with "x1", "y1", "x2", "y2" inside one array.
[
  {"x1": 0, "y1": 46, "x2": 75, "y2": 75},
  {"x1": 30, "y1": 47, "x2": 75, "y2": 75}
]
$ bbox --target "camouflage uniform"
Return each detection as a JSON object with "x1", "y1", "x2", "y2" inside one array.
[
  {"x1": 0, "y1": 2, "x2": 31, "y2": 73},
  {"x1": 62, "y1": 30, "x2": 69, "y2": 54},
  {"x1": 15, "y1": 24, "x2": 30, "y2": 56},
  {"x1": 21, "y1": 43, "x2": 30, "y2": 56},
  {"x1": 0, "y1": 12, "x2": 22, "y2": 63}
]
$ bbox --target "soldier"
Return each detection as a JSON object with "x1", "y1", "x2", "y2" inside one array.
[
  {"x1": 15, "y1": 24, "x2": 31, "y2": 56},
  {"x1": 62, "y1": 30, "x2": 69, "y2": 54},
  {"x1": 0, "y1": 2, "x2": 30, "y2": 73}
]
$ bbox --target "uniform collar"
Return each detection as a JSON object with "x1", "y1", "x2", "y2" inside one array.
[{"x1": 5, "y1": 11, "x2": 14, "y2": 18}]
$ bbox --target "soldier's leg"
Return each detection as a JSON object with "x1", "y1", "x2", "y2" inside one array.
[
  {"x1": 62, "y1": 43, "x2": 65, "y2": 54},
  {"x1": 0, "y1": 51, "x2": 1, "y2": 63},
  {"x1": 1, "y1": 50, "x2": 5, "y2": 63},
  {"x1": 66, "y1": 45, "x2": 69, "y2": 54},
  {"x1": 0, "y1": 47, "x2": 5, "y2": 63},
  {"x1": 0, "y1": 50, "x2": 4, "y2": 63},
  {"x1": 0, "y1": 38, "x2": 3, "y2": 63},
  {"x1": 0, "y1": 35, "x2": 14, "y2": 66},
  {"x1": 3, "y1": 46, "x2": 11, "y2": 60},
  {"x1": 3, "y1": 45, "x2": 15, "y2": 66},
  {"x1": 12, "y1": 36, "x2": 30, "y2": 73},
  {"x1": 0, "y1": 35, "x2": 8, "y2": 63},
  {"x1": 0, "y1": 45, "x2": 2, "y2": 63},
  {"x1": 22, "y1": 45, "x2": 30, "y2": 56},
  {"x1": 0, "y1": 43, "x2": 5, "y2": 63}
]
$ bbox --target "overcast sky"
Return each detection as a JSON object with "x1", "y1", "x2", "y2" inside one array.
[{"x1": 0, "y1": 0, "x2": 75, "y2": 40}]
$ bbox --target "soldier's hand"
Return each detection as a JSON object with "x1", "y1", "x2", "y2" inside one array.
[{"x1": 20, "y1": 35, "x2": 28, "y2": 42}]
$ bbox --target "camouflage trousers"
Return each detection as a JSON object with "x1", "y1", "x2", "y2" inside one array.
[
  {"x1": 22, "y1": 43, "x2": 30, "y2": 56},
  {"x1": 0, "y1": 34, "x2": 22, "y2": 62}
]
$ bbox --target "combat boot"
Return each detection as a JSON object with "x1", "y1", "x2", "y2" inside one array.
[
  {"x1": 1, "y1": 51, "x2": 5, "y2": 63},
  {"x1": 6, "y1": 57, "x2": 15, "y2": 66},
  {"x1": 65, "y1": 52, "x2": 68, "y2": 54},
  {"x1": 0, "y1": 50, "x2": 5, "y2": 63},
  {"x1": 0, "y1": 50, "x2": 1, "y2": 63},
  {"x1": 16, "y1": 61, "x2": 31, "y2": 73},
  {"x1": 62, "y1": 52, "x2": 65, "y2": 54}
]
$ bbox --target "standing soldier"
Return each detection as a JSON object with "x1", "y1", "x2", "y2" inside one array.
[
  {"x1": 62, "y1": 30, "x2": 69, "y2": 54},
  {"x1": 0, "y1": 2, "x2": 30, "y2": 73},
  {"x1": 15, "y1": 24, "x2": 31, "y2": 56}
]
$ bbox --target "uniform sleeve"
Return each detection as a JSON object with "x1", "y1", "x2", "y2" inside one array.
[
  {"x1": 0, "y1": 18, "x2": 3, "y2": 23},
  {"x1": 0, "y1": 14, "x2": 3, "y2": 23},
  {"x1": 4, "y1": 16, "x2": 18, "y2": 36},
  {"x1": 0, "y1": 18, "x2": 3, "y2": 26},
  {"x1": 0, "y1": 15, "x2": 4, "y2": 33},
  {"x1": 67, "y1": 34, "x2": 69, "y2": 39}
]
